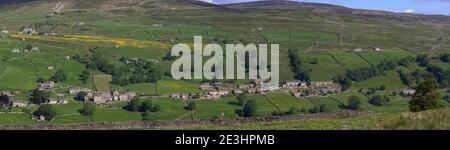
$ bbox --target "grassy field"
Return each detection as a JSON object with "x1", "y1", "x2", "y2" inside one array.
[
  {"x1": 93, "y1": 75, "x2": 112, "y2": 92},
  {"x1": 351, "y1": 70, "x2": 407, "y2": 90},
  {"x1": 173, "y1": 109, "x2": 450, "y2": 130}
]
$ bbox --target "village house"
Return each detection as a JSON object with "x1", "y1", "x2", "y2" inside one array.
[
  {"x1": 233, "y1": 89, "x2": 243, "y2": 95},
  {"x1": 48, "y1": 99, "x2": 68, "y2": 105},
  {"x1": 68, "y1": 87, "x2": 92, "y2": 94},
  {"x1": 38, "y1": 81, "x2": 55, "y2": 90},
  {"x1": 11, "y1": 48, "x2": 20, "y2": 53},
  {"x1": 171, "y1": 93, "x2": 190, "y2": 100},
  {"x1": 152, "y1": 24, "x2": 163, "y2": 28},
  {"x1": 123, "y1": 92, "x2": 136, "y2": 101},
  {"x1": 200, "y1": 83, "x2": 213, "y2": 90},
  {"x1": 47, "y1": 66, "x2": 54, "y2": 70},
  {"x1": 373, "y1": 47, "x2": 383, "y2": 52},
  {"x1": 11, "y1": 101, "x2": 28, "y2": 108},
  {"x1": 283, "y1": 80, "x2": 302, "y2": 88},
  {"x1": 1, "y1": 30, "x2": 9, "y2": 34},
  {"x1": 310, "y1": 81, "x2": 334, "y2": 88},
  {"x1": 31, "y1": 46, "x2": 40, "y2": 51},
  {"x1": 352, "y1": 48, "x2": 364, "y2": 52},
  {"x1": 75, "y1": 22, "x2": 84, "y2": 26},
  {"x1": 238, "y1": 84, "x2": 254, "y2": 90},
  {"x1": 1, "y1": 91, "x2": 13, "y2": 97},
  {"x1": 304, "y1": 90, "x2": 320, "y2": 97},
  {"x1": 293, "y1": 92, "x2": 303, "y2": 98},
  {"x1": 247, "y1": 88, "x2": 257, "y2": 94},
  {"x1": 203, "y1": 94, "x2": 220, "y2": 100},
  {"x1": 401, "y1": 89, "x2": 416, "y2": 96},
  {"x1": 92, "y1": 91, "x2": 113, "y2": 104},
  {"x1": 19, "y1": 28, "x2": 36, "y2": 35},
  {"x1": 64, "y1": 56, "x2": 71, "y2": 60}
]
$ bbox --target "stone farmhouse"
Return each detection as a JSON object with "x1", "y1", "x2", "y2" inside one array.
[
  {"x1": 18, "y1": 28, "x2": 37, "y2": 35},
  {"x1": 310, "y1": 81, "x2": 334, "y2": 88},
  {"x1": 10, "y1": 100, "x2": 28, "y2": 108},
  {"x1": 48, "y1": 99, "x2": 69, "y2": 105},
  {"x1": 90, "y1": 91, "x2": 136, "y2": 104},
  {"x1": 38, "y1": 81, "x2": 55, "y2": 91},
  {"x1": 68, "y1": 87, "x2": 92, "y2": 95},
  {"x1": 401, "y1": 88, "x2": 416, "y2": 96}
]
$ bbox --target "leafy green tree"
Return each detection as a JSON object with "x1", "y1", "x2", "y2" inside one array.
[
  {"x1": 141, "y1": 99, "x2": 161, "y2": 112},
  {"x1": 52, "y1": 69, "x2": 67, "y2": 82},
  {"x1": 186, "y1": 101, "x2": 196, "y2": 111},
  {"x1": 236, "y1": 94, "x2": 248, "y2": 106},
  {"x1": 25, "y1": 44, "x2": 32, "y2": 50},
  {"x1": 35, "y1": 104, "x2": 57, "y2": 121},
  {"x1": 75, "y1": 92, "x2": 88, "y2": 101},
  {"x1": 81, "y1": 101, "x2": 96, "y2": 116},
  {"x1": 409, "y1": 79, "x2": 442, "y2": 112},
  {"x1": 0, "y1": 95, "x2": 9, "y2": 107},
  {"x1": 22, "y1": 107, "x2": 32, "y2": 119},
  {"x1": 347, "y1": 96, "x2": 361, "y2": 110},
  {"x1": 369, "y1": 95, "x2": 390, "y2": 106},
  {"x1": 30, "y1": 89, "x2": 50, "y2": 104},
  {"x1": 127, "y1": 98, "x2": 141, "y2": 112},
  {"x1": 242, "y1": 99, "x2": 257, "y2": 117},
  {"x1": 309, "y1": 104, "x2": 328, "y2": 113},
  {"x1": 80, "y1": 70, "x2": 90, "y2": 83}
]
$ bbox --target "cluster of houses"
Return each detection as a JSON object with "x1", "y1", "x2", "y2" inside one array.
[
  {"x1": 280, "y1": 80, "x2": 340, "y2": 97},
  {"x1": 68, "y1": 87, "x2": 136, "y2": 104},
  {"x1": 352, "y1": 47, "x2": 383, "y2": 52},
  {"x1": 400, "y1": 88, "x2": 416, "y2": 96},
  {"x1": 170, "y1": 80, "x2": 340, "y2": 100},
  {"x1": 11, "y1": 46, "x2": 40, "y2": 53},
  {"x1": 38, "y1": 81, "x2": 55, "y2": 91}
]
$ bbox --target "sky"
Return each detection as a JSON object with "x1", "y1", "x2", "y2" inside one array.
[{"x1": 199, "y1": 0, "x2": 450, "y2": 15}]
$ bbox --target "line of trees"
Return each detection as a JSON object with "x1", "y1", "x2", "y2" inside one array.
[
  {"x1": 400, "y1": 54, "x2": 450, "y2": 88},
  {"x1": 288, "y1": 49, "x2": 310, "y2": 82},
  {"x1": 334, "y1": 57, "x2": 414, "y2": 91}
]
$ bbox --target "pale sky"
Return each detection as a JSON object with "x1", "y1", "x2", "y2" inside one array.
[{"x1": 200, "y1": 0, "x2": 450, "y2": 15}]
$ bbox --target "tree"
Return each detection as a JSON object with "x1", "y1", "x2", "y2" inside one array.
[
  {"x1": 25, "y1": 44, "x2": 33, "y2": 50},
  {"x1": 416, "y1": 54, "x2": 429, "y2": 67},
  {"x1": 81, "y1": 101, "x2": 96, "y2": 116},
  {"x1": 22, "y1": 107, "x2": 32, "y2": 119},
  {"x1": 75, "y1": 92, "x2": 88, "y2": 101},
  {"x1": 52, "y1": 69, "x2": 67, "y2": 82},
  {"x1": 369, "y1": 95, "x2": 390, "y2": 106},
  {"x1": 242, "y1": 99, "x2": 257, "y2": 117},
  {"x1": 236, "y1": 94, "x2": 248, "y2": 106},
  {"x1": 0, "y1": 95, "x2": 10, "y2": 107},
  {"x1": 309, "y1": 104, "x2": 328, "y2": 113},
  {"x1": 186, "y1": 101, "x2": 196, "y2": 111},
  {"x1": 36, "y1": 77, "x2": 45, "y2": 83},
  {"x1": 80, "y1": 70, "x2": 90, "y2": 83},
  {"x1": 141, "y1": 99, "x2": 160, "y2": 112},
  {"x1": 347, "y1": 96, "x2": 361, "y2": 110},
  {"x1": 35, "y1": 104, "x2": 57, "y2": 121},
  {"x1": 127, "y1": 98, "x2": 141, "y2": 112},
  {"x1": 30, "y1": 89, "x2": 50, "y2": 104},
  {"x1": 409, "y1": 79, "x2": 441, "y2": 112}
]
